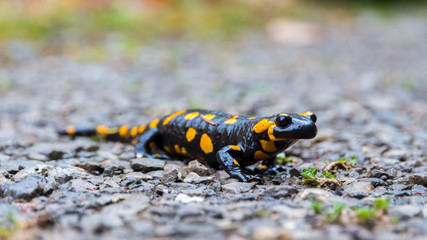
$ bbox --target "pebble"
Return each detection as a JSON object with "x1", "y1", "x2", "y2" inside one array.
[
  {"x1": 390, "y1": 205, "x2": 423, "y2": 220},
  {"x1": 130, "y1": 158, "x2": 165, "y2": 172},
  {"x1": 1, "y1": 175, "x2": 46, "y2": 200},
  {"x1": 188, "y1": 160, "x2": 211, "y2": 176},
  {"x1": 121, "y1": 171, "x2": 153, "y2": 186},
  {"x1": 344, "y1": 182, "x2": 373, "y2": 199},
  {"x1": 221, "y1": 182, "x2": 256, "y2": 194},
  {"x1": 146, "y1": 170, "x2": 165, "y2": 179},
  {"x1": 183, "y1": 172, "x2": 213, "y2": 184},
  {"x1": 68, "y1": 179, "x2": 97, "y2": 192},
  {"x1": 296, "y1": 188, "x2": 334, "y2": 203}
]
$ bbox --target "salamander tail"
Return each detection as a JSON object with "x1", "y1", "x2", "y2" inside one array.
[{"x1": 58, "y1": 124, "x2": 147, "y2": 143}]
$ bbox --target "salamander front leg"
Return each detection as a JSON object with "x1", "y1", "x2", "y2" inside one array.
[
  {"x1": 135, "y1": 128, "x2": 170, "y2": 159},
  {"x1": 216, "y1": 146, "x2": 264, "y2": 183},
  {"x1": 255, "y1": 156, "x2": 286, "y2": 175}
]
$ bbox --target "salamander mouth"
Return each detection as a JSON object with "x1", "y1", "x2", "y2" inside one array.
[{"x1": 271, "y1": 125, "x2": 317, "y2": 140}]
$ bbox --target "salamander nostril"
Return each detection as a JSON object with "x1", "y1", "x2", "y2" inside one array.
[
  {"x1": 310, "y1": 114, "x2": 317, "y2": 123},
  {"x1": 276, "y1": 115, "x2": 292, "y2": 127}
]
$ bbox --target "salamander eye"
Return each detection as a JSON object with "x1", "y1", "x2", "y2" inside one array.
[
  {"x1": 275, "y1": 115, "x2": 292, "y2": 127},
  {"x1": 310, "y1": 114, "x2": 317, "y2": 123}
]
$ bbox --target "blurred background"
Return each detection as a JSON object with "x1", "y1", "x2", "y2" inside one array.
[{"x1": 0, "y1": 0, "x2": 426, "y2": 141}]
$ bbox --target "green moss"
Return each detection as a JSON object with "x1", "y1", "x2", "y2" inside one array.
[
  {"x1": 0, "y1": 210, "x2": 17, "y2": 238},
  {"x1": 356, "y1": 207, "x2": 376, "y2": 222},
  {"x1": 311, "y1": 201, "x2": 323, "y2": 214}
]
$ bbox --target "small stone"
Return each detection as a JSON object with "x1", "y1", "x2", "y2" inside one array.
[
  {"x1": 68, "y1": 179, "x2": 97, "y2": 192},
  {"x1": 183, "y1": 172, "x2": 213, "y2": 184},
  {"x1": 390, "y1": 205, "x2": 422, "y2": 220},
  {"x1": 221, "y1": 182, "x2": 256, "y2": 194},
  {"x1": 162, "y1": 164, "x2": 182, "y2": 182},
  {"x1": 121, "y1": 171, "x2": 153, "y2": 186},
  {"x1": 75, "y1": 162, "x2": 104, "y2": 175},
  {"x1": 390, "y1": 184, "x2": 411, "y2": 191},
  {"x1": 369, "y1": 169, "x2": 392, "y2": 179},
  {"x1": 359, "y1": 178, "x2": 386, "y2": 187},
  {"x1": 146, "y1": 170, "x2": 165, "y2": 179},
  {"x1": 188, "y1": 160, "x2": 211, "y2": 176},
  {"x1": 1, "y1": 175, "x2": 46, "y2": 200},
  {"x1": 383, "y1": 149, "x2": 410, "y2": 161},
  {"x1": 253, "y1": 226, "x2": 280, "y2": 240},
  {"x1": 175, "y1": 193, "x2": 204, "y2": 203},
  {"x1": 344, "y1": 182, "x2": 373, "y2": 197},
  {"x1": 261, "y1": 185, "x2": 298, "y2": 199},
  {"x1": 295, "y1": 188, "x2": 334, "y2": 203},
  {"x1": 27, "y1": 152, "x2": 49, "y2": 161},
  {"x1": 215, "y1": 170, "x2": 230, "y2": 181},
  {"x1": 130, "y1": 158, "x2": 165, "y2": 172}
]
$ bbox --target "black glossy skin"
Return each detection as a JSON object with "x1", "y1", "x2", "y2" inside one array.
[{"x1": 59, "y1": 109, "x2": 318, "y2": 182}]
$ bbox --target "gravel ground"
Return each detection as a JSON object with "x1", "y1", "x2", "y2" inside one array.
[{"x1": 1, "y1": 14, "x2": 427, "y2": 240}]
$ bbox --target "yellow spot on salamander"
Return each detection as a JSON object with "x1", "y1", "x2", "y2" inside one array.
[
  {"x1": 186, "y1": 128, "x2": 197, "y2": 142},
  {"x1": 299, "y1": 111, "x2": 313, "y2": 117},
  {"x1": 181, "y1": 147, "x2": 187, "y2": 155},
  {"x1": 233, "y1": 159, "x2": 240, "y2": 166},
  {"x1": 200, "y1": 134, "x2": 213, "y2": 154},
  {"x1": 174, "y1": 144, "x2": 181, "y2": 154},
  {"x1": 224, "y1": 115, "x2": 238, "y2": 124},
  {"x1": 204, "y1": 114, "x2": 215, "y2": 119},
  {"x1": 259, "y1": 140, "x2": 277, "y2": 152},
  {"x1": 254, "y1": 150, "x2": 270, "y2": 160},
  {"x1": 119, "y1": 126, "x2": 129, "y2": 137},
  {"x1": 149, "y1": 119, "x2": 159, "y2": 128},
  {"x1": 96, "y1": 125, "x2": 109, "y2": 135},
  {"x1": 130, "y1": 127, "x2": 138, "y2": 138},
  {"x1": 164, "y1": 146, "x2": 171, "y2": 153},
  {"x1": 149, "y1": 142, "x2": 156, "y2": 149},
  {"x1": 257, "y1": 164, "x2": 268, "y2": 169},
  {"x1": 163, "y1": 110, "x2": 186, "y2": 125},
  {"x1": 253, "y1": 119, "x2": 275, "y2": 134},
  {"x1": 184, "y1": 112, "x2": 199, "y2": 120},
  {"x1": 138, "y1": 124, "x2": 146, "y2": 133},
  {"x1": 66, "y1": 126, "x2": 76, "y2": 135},
  {"x1": 229, "y1": 145, "x2": 241, "y2": 151},
  {"x1": 248, "y1": 117, "x2": 257, "y2": 120},
  {"x1": 200, "y1": 114, "x2": 216, "y2": 125},
  {"x1": 267, "y1": 125, "x2": 288, "y2": 141}
]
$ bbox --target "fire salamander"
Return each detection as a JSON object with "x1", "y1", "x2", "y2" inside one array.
[{"x1": 59, "y1": 109, "x2": 317, "y2": 182}]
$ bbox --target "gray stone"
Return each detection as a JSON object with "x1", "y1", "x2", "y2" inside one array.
[
  {"x1": 359, "y1": 178, "x2": 386, "y2": 187},
  {"x1": 27, "y1": 152, "x2": 49, "y2": 161},
  {"x1": 383, "y1": 149, "x2": 410, "y2": 161},
  {"x1": 2, "y1": 175, "x2": 46, "y2": 200},
  {"x1": 344, "y1": 182, "x2": 373, "y2": 197},
  {"x1": 130, "y1": 158, "x2": 165, "y2": 172},
  {"x1": 390, "y1": 205, "x2": 423, "y2": 220},
  {"x1": 295, "y1": 188, "x2": 334, "y2": 203},
  {"x1": 163, "y1": 163, "x2": 182, "y2": 182},
  {"x1": 188, "y1": 160, "x2": 211, "y2": 176},
  {"x1": 68, "y1": 179, "x2": 97, "y2": 192},
  {"x1": 221, "y1": 182, "x2": 256, "y2": 194},
  {"x1": 183, "y1": 172, "x2": 213, "y2": 184},
  {"x1": 121, "y1": 171, "x2": 153, "y2": 186},
  {"x1": 146, "y1": 170, "x2": 165, "y2": 179}
]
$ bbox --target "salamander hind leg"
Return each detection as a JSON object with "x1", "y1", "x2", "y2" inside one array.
[
  {"x1": 216, "y1": 145, "x2": 264, "y2": 183},
  {"x1": 135, "y1": 128, "x2": 170, "y2": 159}
]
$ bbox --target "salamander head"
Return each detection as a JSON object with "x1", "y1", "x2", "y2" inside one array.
[{"x1": 268, "y1": 111, "x2": 317, "y2": 140}]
